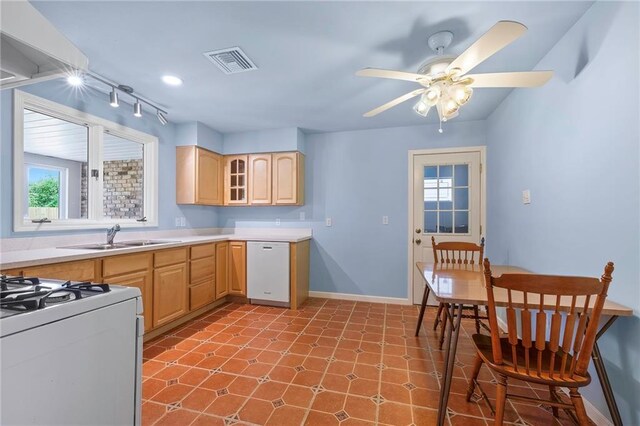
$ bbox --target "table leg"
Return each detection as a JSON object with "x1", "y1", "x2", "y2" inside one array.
[
  {"x1": 415, "y1": 284, "x2": 431, "y2": 336},
  {"x1": 592, "y1": 316, "x2": 623, "y2": 426},
  {"x1": 437, "y1": 303, "x2": 464, "y2": 426}
]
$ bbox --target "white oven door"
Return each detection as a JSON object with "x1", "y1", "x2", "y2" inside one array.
[{"x1": 1, "y1": 298, "x2": 139, "y2": 426}]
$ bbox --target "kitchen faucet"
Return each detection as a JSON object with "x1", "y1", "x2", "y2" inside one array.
[{"x1": 106, "y1": 224, "x2": 121, "y2": 245}]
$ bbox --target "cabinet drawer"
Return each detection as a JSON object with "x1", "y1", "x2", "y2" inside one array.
[
  {"x1": 190, "y1": 257, "x2": 215, "y2": 283},
  {"x1": 190, "y1": 279, "x2": 215, "y2": 311},
  {"x1": 154, "y1": 248, "x2": 188, "y2": 268},
  {"x1": 191, "y1": 243, "x2": 215, "y2": 260},
  {"x1": 22, "y1": 260, "x2": 97, "y2": 282},
  {"x1": 103, "y1": 253, "x2": 151, "y2": 278}
]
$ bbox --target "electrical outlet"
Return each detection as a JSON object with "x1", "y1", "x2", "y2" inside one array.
[
  {"x1": 382, "y1": 215, "x2": 389, "y2": 225},
  {"x1": 175, "y1": 217, "x2": 181, "y2": 227},
  {"x1": 180, "y1": 217, "x2": 186, "y2": 227},
  {"x1": 299, "y1": 212, "x2": 305, "y2": 221},
  {"x1": 325, "y1": 217, "x2": 332, "y2": 227},
  {"x1": 275, "y1": 218, "x2": 281, "y2": 226},
  {"x1": 522, "y1": 190, "x2": 531, "y2": 205}
]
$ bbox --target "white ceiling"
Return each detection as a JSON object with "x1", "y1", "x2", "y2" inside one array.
[
  {"x1": 31, "y1": 1, "x2": 593, "y2": 133},
  {"x1": 24, "y1": 110, "x2": 143, "y2": 162}
]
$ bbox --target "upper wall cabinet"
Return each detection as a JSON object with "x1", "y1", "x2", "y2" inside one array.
[
  {"x1": 176, "y1": 146, "x2": 223, "y2": 205},
  {"x1": 248, "y1": 154, "x2": 273, "y2": 205},
  {"x1": 273, "y1": 152, "x2": 304, "y2": 206},
  {"x1": 224, "y1": 155, "x2": 248, "y2": 205}
]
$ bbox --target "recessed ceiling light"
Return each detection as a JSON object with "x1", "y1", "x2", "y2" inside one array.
[{"x1": 162, "y1": 75, "x2": 183, "y2": 86}]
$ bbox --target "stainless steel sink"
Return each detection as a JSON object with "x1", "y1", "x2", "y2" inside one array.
[
  {"x1": 63, "y1": 243, "x2": 131, "y2": 250},
  {"x1": 120, "y1": 240, "x2": 177, "y2": 247},
  {"x1": 62, "y1": 240, "x2": 178, "y2": 250}
]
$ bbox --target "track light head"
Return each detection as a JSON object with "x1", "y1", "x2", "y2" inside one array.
[
  {"x1": 133, "y1": 100, "x2": 142, "y2": 117},
  {"x1": 109, "y1": 88, "x2": 119, "y2": 107}
]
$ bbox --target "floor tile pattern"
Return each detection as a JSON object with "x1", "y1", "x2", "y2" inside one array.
[{"x1": 142, "y1": 299, "x2": 578, "y2": 425}]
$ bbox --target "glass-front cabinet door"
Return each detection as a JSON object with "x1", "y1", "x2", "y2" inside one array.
[{"x1": 225, "y1": 155, "x2": 248, "y2": 205}]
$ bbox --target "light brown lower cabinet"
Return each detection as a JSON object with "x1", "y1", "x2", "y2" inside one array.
[
  {"x1": 215, "y1": 242, "x2": 229, "y2": 299},
  {"x1": 21, "y1": 259, "x2": 98, "y2": 282},
  {"x1": 229, "y1": 241, "x2": 246, "y2": 296},
  {"x1": 107, "y1": 270, "x2": 154, "y2": 331},
  {"x1": 153, "y1": 263, "x2": 188, "y2": 328},
  {"x1": 190, "y1": 278, "x2": 215, "y2": 311}
]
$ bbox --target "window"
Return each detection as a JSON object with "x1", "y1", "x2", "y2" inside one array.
[
  {"x1": 14, "y1": 91, "x2": 158, "y2": 231},
  {"x1": 424, "y1": 164, "x2": 470, "y2": 234}
]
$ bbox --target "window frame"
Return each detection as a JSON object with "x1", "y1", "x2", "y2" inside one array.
[
  {"x1": 24, "y1": 162, "x2": 67, "y2": 220},
  {"x1": 13, "y1": 90, "x2": 158, "y2": 232}
]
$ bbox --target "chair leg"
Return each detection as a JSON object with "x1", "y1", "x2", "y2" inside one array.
[
  {"x1": 494, "y1": 374, "x2": 508, "y2": 426},
  {"x1": 433, "y1": 302, "x2": 444, "y2": 330},
  {"x1": 438, "y1": 303, "x2": 449, "y2": 350},
  {"x1": 569, "y1": 388, "x2": 591, "y2": 426},
  {"x1": 415, "y1": 285, "x2": 430, "y2": 337},
  {"x1": 548, "y1": 385, "x2": 560, "y2": 418},
  {"x1": 466, "y1": 354, "x2": 484, "y2": 402},
  {"x1": 473, "y1": 304, "x2": 481, "y2": 335}
]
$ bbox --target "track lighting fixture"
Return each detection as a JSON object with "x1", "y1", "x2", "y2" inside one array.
[
  {"x1": 157, "y1": 110, "x2": 168, "y2": 125},
  {"x1": 133, "y1": 100, "x2": 142, "y2": 117},
  {"x1": 109, "y1": 88, "x2": 119, "y2": 107}
]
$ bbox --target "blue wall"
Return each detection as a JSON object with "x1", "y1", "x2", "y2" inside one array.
[
  {"x1": 0, "y1": 80, "x2": 219, "y2": 238},
  {"x1": 218, "y1": 120, "x2": 486, "y2": 299},
  {"x1": 485, "y1": 2, "x2": 639, "y2": 423},
  {"x1": 222, "y1": 127, "x2": 305, "y2": 154}
]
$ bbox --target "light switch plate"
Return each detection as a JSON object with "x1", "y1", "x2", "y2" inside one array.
[
  {"x1": 325, "y1": 217, "x2": 332, "y2": 227},
  {"x1": 522, "y1": 190, "x2": 531, "y2": 204},
  {"x1": 382, "y1": 215, "x2": 389, "y2": 225},
  {"x1": 275, "y1": 218, "x2": 281, "y2": 226},
  {"x1": 175, "y1": 217, "x2": 181, "y2": 227},
  {"x1": 299, "y1": 212, "x2": 305, "y2": 221}
]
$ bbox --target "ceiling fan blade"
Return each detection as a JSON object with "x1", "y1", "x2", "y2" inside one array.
[
  {"x1": 447, "y1": 21, "x2": 527, "y2": 75},
  {"x1": 466, "y1": 71, "x2": 553, "y2": 87},
  {"x1": 356, "y1": 68, "x2": 427, "y2": 83},
  {"x1": 363, "y1": 88, "x2": 425, "y2": 117}
]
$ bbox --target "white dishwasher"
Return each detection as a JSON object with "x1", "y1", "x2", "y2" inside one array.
[{"x1": 247, "y1": 241, "x2": 290, "y2": 304}]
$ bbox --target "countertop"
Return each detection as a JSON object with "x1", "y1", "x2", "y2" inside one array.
[{"x1": 0, "y1": 232, "x2": 312, "y2": 270}]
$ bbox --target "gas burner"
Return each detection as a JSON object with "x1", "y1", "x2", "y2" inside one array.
[{"x1": 0, "y1": 276, "x2": 111, "y2": 316}]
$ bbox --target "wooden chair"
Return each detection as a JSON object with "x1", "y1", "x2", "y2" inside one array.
[
  {"x1": 414, "y1": 236, "x2": 486, "y2": 345},
  {"x1": 466, "y1": 258, "x2": 615, "y2": 426}
]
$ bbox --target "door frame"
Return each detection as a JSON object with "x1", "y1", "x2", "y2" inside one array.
[{"x1": 407, "y1": 146, "x2": 487, "y2": 304}]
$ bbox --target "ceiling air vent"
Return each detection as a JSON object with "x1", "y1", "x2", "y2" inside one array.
[{"x1": 203, "y1": 47, "x2": 257, "y2": 74}]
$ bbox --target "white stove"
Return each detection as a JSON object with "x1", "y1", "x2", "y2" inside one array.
[{"x1": 1, "y1": 275, "x2": 144, "y2": 425}]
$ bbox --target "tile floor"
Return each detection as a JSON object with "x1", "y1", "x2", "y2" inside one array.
[{"x1": 142, "y1": 299, "x2": 578, "y2": 425}]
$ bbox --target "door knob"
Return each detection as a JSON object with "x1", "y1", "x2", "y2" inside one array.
[
  {"x1": 415, "y1": 239, "x2": 422, "y2": 245},
  {"x1": 415, "y1": 228, "x2": 422, "y2": 234}
]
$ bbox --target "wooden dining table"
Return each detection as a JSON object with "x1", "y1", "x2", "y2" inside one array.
[{"x1": 415, "y1": 262, "x2": 633, "y2": 426}]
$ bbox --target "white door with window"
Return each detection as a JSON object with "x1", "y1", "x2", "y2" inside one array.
[{"x1": 410, "y1": 148, "x2": 485, "y2": 304}]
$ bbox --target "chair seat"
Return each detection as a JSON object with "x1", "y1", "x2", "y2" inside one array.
[{"x1": 472, "y1": 334, "x2": 591, "y2": 387}]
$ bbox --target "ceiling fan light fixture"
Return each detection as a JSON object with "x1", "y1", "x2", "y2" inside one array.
[
  {"x1": 450, "y1": 84, "x2": 473, "y2": 106},
  {"x1": 425, "y1": 87, "x2": 441, "y2": 105},
  {"x1": 413, "y1": 100, "x2": 430, "y2": 117}
]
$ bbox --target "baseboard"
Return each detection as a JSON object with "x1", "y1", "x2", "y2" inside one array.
[{"x1": 308, "y1": 291, "x2": 411, "y2": 305}]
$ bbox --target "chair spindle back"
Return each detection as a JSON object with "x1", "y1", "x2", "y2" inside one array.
[
  {"x1": 432, "y1": 236, "x2": 484, "y2": 265},
  {"x1": 483, "y1": 258, "x2": 614, "y2": 379}
]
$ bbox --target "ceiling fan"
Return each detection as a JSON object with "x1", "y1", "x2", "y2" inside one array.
[{"x1": 356, "y1": 21, "x2": 553, "y2": 131}]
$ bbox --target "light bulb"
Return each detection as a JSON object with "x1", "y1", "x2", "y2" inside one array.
[
  {"x1": 425, "y1": 86, "x2": 441, "y2": 106},
  {"x1": 450, "y1": 84, "x2": 473, "y2": 105},
  {"x1": 413, "y1": 100, "x2": 430, "y2": 117},
  {"x1": 444, "y1": 98, "x2": 459, "y2": 115},
  {"x1": 67, "y1": 73, "x2": 84, "y2": 87}
]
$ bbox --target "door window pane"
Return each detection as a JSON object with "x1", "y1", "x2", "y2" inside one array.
[
  {"x1": 102, "y1": 132, "x2": 144, "y2": 219},
  {"x1": 23, "y1": 109, "x2": 88, "y2": 220},
  {"x1": 439, "y1": 211, "x2": 453, "y2": 233},
  {"x1": 423, "y1": 162, "x2": 471, "y2": 235},
  {"x1": 424, "y1": 211, "x2": 437, "y2": 233}
]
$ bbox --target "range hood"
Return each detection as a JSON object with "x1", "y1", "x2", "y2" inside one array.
[{"x1": 1, "y1": 0, "x2": 88, "y2": 89}]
